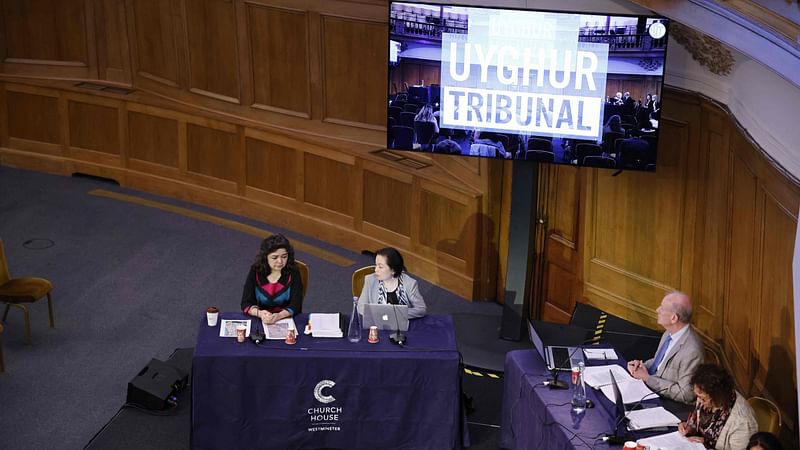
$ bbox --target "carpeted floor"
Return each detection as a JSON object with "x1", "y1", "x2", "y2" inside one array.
[{"x1": 0, "y1": 166, "x2": 511, "y2": 449}]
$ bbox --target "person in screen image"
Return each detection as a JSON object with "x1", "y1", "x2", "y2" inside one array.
[
  {"x1": 470, "y1": 131, "x2": 509, "y2": 158},
  {"x1": 603, "y1": 115, "x2": 624, "y2": 134},
  {"x1": 678, "y1": 364, "x2": 758, "y2": 450},
  {"x1": 747, "y1": 432, "x2": 784, "y2": 450},
  {"x1": 414, "y1": 103, "x2": 439, "y2": 134},
  {"x1": 627, "y1": 291, "x2": 705, "y2": 404},
  {"x1": 241, "y1": 234, "x2": 303, "y2": 324},
  {"x1": 357, "y1": 247, "x2": 426, "y2": 318}
]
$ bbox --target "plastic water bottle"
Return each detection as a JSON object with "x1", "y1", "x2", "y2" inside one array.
[
  {"x1": 347, "y1": 296, "x2": 362, "y2": 343},
  {"x1": 571, "y1": 361, "x2": 587, "y2": 413}
]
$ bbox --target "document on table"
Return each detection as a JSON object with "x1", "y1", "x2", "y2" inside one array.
[
  {"x1": 309, "y1": 313, "x2": 343, "y2": 338},
  {"x1": 636, "y1": 431, "x2": 706, "y2": 449},
  {"x1": 625, "y1": 407, "x2": 681, "y2": 430},
  {"x1": 583, "y1": 364, "x2": 631, "y2": 388},
  {"x1": 583, "y1": 348, "x2": 619, "y2": 361},
  {"x1": 600, "y1": 379, "x2": 658, "y2": 404},
  {"x1": 264, "y1": 317, "x2": 297, "y2": 339},
  {"x1": 219, "y1": 319, "x2": 251, "y2": 338}
]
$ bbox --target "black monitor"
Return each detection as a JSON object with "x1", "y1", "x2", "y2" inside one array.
[
  {"x1": 388, "y1": 2, "x2": 670, "y2": 171},
  {"x1": 607, "y1": 369, "x2": 632, "y2": 444}
]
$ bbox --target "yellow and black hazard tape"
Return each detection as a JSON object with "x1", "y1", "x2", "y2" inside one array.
[
  {"x1": 463, "y1": 367, "x2": 502, "y2": 379},
  {"x1": 592, "y1": 313, "x2": 608, "y2": 345}
]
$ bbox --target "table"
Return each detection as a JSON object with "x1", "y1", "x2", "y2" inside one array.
[
  {"x1": 500, "y1": 349, "x2": 685, "y2": 450},
  {"x1": 192, "y1": 313, "x2": 463, "y2": 450}
]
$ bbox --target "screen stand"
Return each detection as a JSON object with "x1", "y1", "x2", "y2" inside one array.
[{"x1": 500, "y1": 162, "x2": 538, "y2": 340}]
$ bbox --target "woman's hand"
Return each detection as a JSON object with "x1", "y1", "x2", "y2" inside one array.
[
  {"x1": 686, "y1": 436, "x2": 704, "y2": 444},
  {"x1": 259, "y1": 310, "x2": 274, "y2": 324},
  {"x1": 678, "y1": 422, "x2": 688, "y2": 435}
]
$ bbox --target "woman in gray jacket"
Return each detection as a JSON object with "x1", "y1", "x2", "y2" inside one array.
[
  {"x1": 357, "y1": 247, "x2": 426, "y2": 319},
  {"x1": 678, "y1": 364, "x2": 757, "y2": 450}
]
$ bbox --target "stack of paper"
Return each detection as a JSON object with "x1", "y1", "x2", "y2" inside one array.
[
  {"x1": 264, "y1": 318, "x2": 297, "y2": 339},
  {"x1": 625, "y1": 407, "x2": 681, "y2": 430},
  {"x1": 309, "y1": 313, "x2": 343, "y2": 338},
  {"x1": 583, "y1": 364, "x2": 658, "y2": 404},
  {"x1": 637, "y1": 431, "x2": 706, "y2": 449},
  {"x1": 583, "y1": 348, "x2": 619, "y2": 361}
]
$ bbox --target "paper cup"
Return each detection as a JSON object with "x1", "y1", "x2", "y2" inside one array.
[
  {"x1": 236, "y1": 325, "x2": 247, "y2": 343},
  {"x1": 624, "y1": 442, "x2": 637, "y2": 449},
  {"x1": 368, "y1": 325, "x2": 379, "y2": 343},
  {"x1": 206, "y1": 311, "x2": 219, "y2": 327}
]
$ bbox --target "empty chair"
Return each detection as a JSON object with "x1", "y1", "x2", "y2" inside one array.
[
  {"x1": 575, "y1": 143, "x2": 602, "y2": 164},
  {"x1": 525, "y1": 150, "x2": 555, "y2": 162},
  {"x1": 414, "y1": 121, "x2": 438, "y2": 149},
  {"x1": 351, "y1": 265, "x2": 375, "y2": 298},
  {"x1": 602, "y1": 131, "x2": 625, "y2": 154},
  {"x1": 399, "y1": 111, "x2": 416, "y2": 128},
  {"x1": 387, "y1": 116, "x2": 396, "y2": 146},
  {"x1": 295, "y1": 260, "x2": 309, "y2": 305},
  {"x1": 527, "y1": 137, "x2": 553, "y2": 152},
  {"x1": 392, "y1": 100, "x2": 406, "y2": 110},
  {"x1": 392, "y1": 125, "x2": 414, "y2": 148},
  {"x1": 403, "y1": 103, "x2": 419, "y2": 113},
  {"x1": 389, "y1": 106, "x2": 403, "y2": 122},
  {"x1": 0, "y1": 240, "x2": 54, "y2": 344},
  {"x1": 747, "y1": 397, "x2": 781, "y2": 435},
  {"x1": 583, "y1": 155, "x2": 616, "y2": 168},
  {"x1": 617, "y1": 137, "x2": 650, "y2": 169}
]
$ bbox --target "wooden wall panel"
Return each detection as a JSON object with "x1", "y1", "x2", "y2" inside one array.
[
  {"x1": 322, "y1": 16, "x2": 386, "y2": 127},
  {"x1": 186, "y1": 123, "x2": 238, "y2": 181},
  {"x1": 246, "y1": 4, "x2": 309, "y2": 116},
  {"x1": 303, "y1": 153, "x2": 353, "y2": 216},
  {"x1": 362, "y1": 169, "x2": 411, "y2": 236},
  {"x1": 185, "y1": 0, "x2": 240, "y2": 102},
  {"x1": 129, "y1": 0, "x2": 180, "y2": 86},
  {"x1": 68, "y1": 101, "x2": 118, "y2": 154},
  {"x1": 6, "y1": 91, "x2": 60, "y2": 144},
  {"x1": 94, "y1": 0, "x2": 131, "y2": 83},
  {"x1": 1, "y1": 0, "x2": 88, "y2": 63},
  {"x1": 419, "y1": 189, "x2": 467, "y2": 259},
  {"x1": 245, "y1": 137, "x2": 296, "y2": 198},
  {"x1": 127, "y1": 111, "x2": 178, "y2": 168}
]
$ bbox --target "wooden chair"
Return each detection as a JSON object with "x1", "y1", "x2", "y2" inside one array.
[
  {"x1": 351, "y1": 265, "x2": 375, "y2": 298},
  {"x1": 0, "y1": 240, "x2": 54, "y2": 344},
  {"x1": 295, "y1": 260, "x2": 309, "y2": 305},
  {"x1": 703, "y1": 344, "x2": 721, "y2": 365},
  {"x1": 748, "y1": 396, "x2": 781, "y2": 435}
]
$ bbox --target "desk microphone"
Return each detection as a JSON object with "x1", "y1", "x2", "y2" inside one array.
[{"x1": 389, "y1": 303, "x2": 406, "y2": 346}]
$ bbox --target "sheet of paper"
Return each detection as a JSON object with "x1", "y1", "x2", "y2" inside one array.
[
  {"x1": 626, "y1": 406, "x2": 681, "y2": 430},
  {"x1": 219, "y1": 319, "x2": 251, "y2": 338},
  {"x1": 637, "y1": 431, "x2": 706, "y2": 450},
  {"x1": 264, "y1": 317, "x2": 297, "y2": 340},
  {"x1": 600, "y1": 378, "x2": 657, "y2": 404},
  {"x1": 583, "y1": 364, "x2": 632, "y2": 388},
  {"x1": 310, "y1": 313, "x2": 342, "y2": 338},
  {"x1": 583, "y1": 348, "x2": 619, "y2": 361}
]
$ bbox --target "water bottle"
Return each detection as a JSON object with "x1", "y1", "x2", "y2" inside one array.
[
  {"x1": 347, "y1": 296, "x2": 362, "y2": 343},
  {"x1": 571, "y1": 361, "x2": 587, "y2": 413}
]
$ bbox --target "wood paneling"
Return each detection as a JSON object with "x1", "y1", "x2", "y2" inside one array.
[
  {"x1": 322, "y1": 16, "x2": 386, "y2": 127},
  {"x1": 127, "y1": 111, "x2": 178, "y2": 168},
  {"x1": 129, "y1": 0, "x2": 180, "y2": 86},
  {"x1": 245, "y1": 137, "x2": 296, "y2": 198},
  {"x1": 1, "y1": 0, "x2": 88, "y2": 63},
  {"x1": 419, "y1": 189, "x2": 467, "y2": 260},
  {"x1": 363, "y1": 169, "x2": 411, "y2": 236},
  {"x1": 303, "y1": 153, "x2": 353, "y2": 216},
  {"x1": 94, "y1": 0, "x2": 131, "y2": 83},
  {"x1": 246, "y1": 4, "x2": 309, "y2": 115},
  {"x1": 186, "y1": 123, "x2": 238, "y2": 181},
  {"x1": 6, "y1": 91, "x2": 60, "y2": 144},
  {"x1": 185, "y1": 0, "x2": 239, "y2": 102},
  {"x1": 68, "y1": 101, "x2": 118, "y2": 154}
]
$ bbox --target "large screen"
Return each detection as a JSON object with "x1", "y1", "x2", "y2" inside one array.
[{"x1": 387, "y1": 2, "x2": 670, "y2": 171}]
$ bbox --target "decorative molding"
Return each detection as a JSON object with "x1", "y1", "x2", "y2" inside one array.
[{"x1": 670, "y1": 22, "x2": 736, "y2": 76}]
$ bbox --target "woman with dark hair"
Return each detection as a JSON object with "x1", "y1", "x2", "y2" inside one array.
[
  {"x1": 357, "y1": 247, "x2": 427, "y2": 318},
  {"x1": 603, "y1": 114, "x2": 623, "y2": 134},
  {"x1": 747, "y1": 432, "x2": 783, "y2": 450},
  {"x1": 241, "y1": 234, "x2": 303, "y2": 324},
  {"x1": 678, "y1": 363, "x2": 757, "y2": 450}
]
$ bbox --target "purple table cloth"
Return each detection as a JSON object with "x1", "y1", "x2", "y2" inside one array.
[{"x1": 192, "y1": 313, "x2": 462, "y2": 450}]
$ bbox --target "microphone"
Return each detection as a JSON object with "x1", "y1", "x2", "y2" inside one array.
[
  {"x1": 602, "y1": 330, "x2": 663, "y2": 339},
  {"x1": 389, "y1": 302, "x2": 406, "y2": 346}
]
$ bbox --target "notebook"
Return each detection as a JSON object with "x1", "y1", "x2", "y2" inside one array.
[{"x1": 362, "y1": 303, "x2": 409, "y2": 331}]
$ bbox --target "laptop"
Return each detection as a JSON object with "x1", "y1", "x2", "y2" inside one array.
[
  {"x1": 362, "y1": 303, "x2": 409, "y2": 331},
  {"x1": 544, "y1": 345, "x2": 586, "y2": 372}
]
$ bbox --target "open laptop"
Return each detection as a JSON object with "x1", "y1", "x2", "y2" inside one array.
[
  {"x1": 544, "y1": 345, "x2": 586, "y2": 372},
  {"x1": 362, "y1": 303, "x2": 409, "y2": 331}
]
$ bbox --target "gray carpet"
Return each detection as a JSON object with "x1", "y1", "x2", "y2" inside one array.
[{"x1": 0, "y1": 166, "x2": 507, "y2": 449}]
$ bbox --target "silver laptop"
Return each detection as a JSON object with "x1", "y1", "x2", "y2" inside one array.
[
  {"x1": 362, "y1": 303, "x2": 409, "y2": 331},
  {"x1": 545, "y1": 345, "x2": 585, "y2": 372}
]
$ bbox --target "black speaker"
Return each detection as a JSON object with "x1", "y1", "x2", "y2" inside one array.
[{"x1": 126, "y1": 358, "x2": 185, "y2": 410}]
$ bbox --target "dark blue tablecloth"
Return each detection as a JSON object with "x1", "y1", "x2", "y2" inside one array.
[
  {"x1": 192, "y1": 313, "x2": 462, "y2": 450},
  {"x1": 500, "y1": 349, "x2": 681, "y2": 450}
]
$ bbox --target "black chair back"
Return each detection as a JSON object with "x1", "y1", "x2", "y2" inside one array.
[
  {"x1": 527, "y1": 137, "x2": 553, "y2": 152},
  {"x1": 399, "y1": 112, "x2": 416, "y2": 128},
  {"x1": 583, "y1": 155, "x2": 616, "y2": 168},
  {"x1": 414, "y1": 121, "x2": 437, "y2": 149},
  {"x1": 403, "y1": 103, "x2": 419, "y2": 113},
  {"x1": 392, "y1": 125, "x2": 414, "y2": 148},
  {"x1": 575, "y1": 143, "x2": 602, "y2": 163},
  {"x1": 525, "y1": 150, "x2": 555, "y2": 162},
  {"x1": 389, "y1": 106, "x2": 403, "y2": 122}
]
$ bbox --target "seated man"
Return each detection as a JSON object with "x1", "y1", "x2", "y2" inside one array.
[{"x1": 627, "y1": 291, "x2": 704, "y2": 404}]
